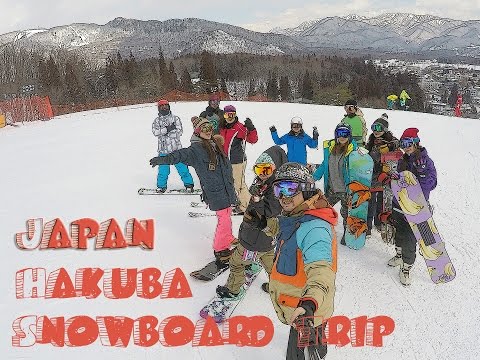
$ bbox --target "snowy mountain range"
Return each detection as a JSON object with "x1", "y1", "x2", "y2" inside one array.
[
  {"x1": 0, "y1": 17, "x2": 304, "y2": 65},
  {"x1": 0, "y1": 13, "x2": 479, "y2": 64},
  {"x1": 271, "y1": 13, "x2": 480, "y2": 58}
]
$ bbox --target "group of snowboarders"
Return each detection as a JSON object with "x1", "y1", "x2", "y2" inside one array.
[{"x1": 148, "y1": 95, "x2": 439, "y2": 359}]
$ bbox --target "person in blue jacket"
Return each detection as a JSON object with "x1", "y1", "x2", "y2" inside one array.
[
  {"x1": 269, "y1": 116, "x2": 318, "y2": 165},
  {"x1": 311, "y1": 123, "x2": 358, "y2": 245}
]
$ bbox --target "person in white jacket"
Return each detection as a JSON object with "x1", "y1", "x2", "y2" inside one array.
[{"x1": 152, "y1": 99, "x2": 194, "y2": 192}]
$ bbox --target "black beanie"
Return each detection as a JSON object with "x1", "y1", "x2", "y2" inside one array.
[
  {"x1": 345, "y1": 99, "x2": 357, "y2": 106},
  {"x1": 373, "y1": 118, "x2": 389, "y2": 130}
]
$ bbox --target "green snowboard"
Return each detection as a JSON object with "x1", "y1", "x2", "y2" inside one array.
[{"x1": 345, "y1": 149, "x2": 374, "y2": 249}]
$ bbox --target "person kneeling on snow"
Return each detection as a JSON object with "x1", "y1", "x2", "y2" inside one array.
[
  {"x1": 150, "y1": 116, "x2": 238, "y2": 266},
  {"x1": 216, "y1": 145, "x2": 288, "y2": 299},
  {"x1": 265, "y1": 162, "x2": 338, "y2": 360},
  {"x1": 386, "y1": 128, "x2": 437, "y2": 286}
]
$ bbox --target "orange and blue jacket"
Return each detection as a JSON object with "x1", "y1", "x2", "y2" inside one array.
[{"x1": 268, "y1": 194, "x2": 338, "y2": 327}]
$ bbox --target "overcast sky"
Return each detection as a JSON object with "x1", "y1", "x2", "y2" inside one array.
[{"x1": 1, "y1": 0, "x2": 479, "y2": 34}]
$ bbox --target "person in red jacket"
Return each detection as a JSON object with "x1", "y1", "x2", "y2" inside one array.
[{"x1": 219, "y1": 105, "x2": 258, "y2": 214}]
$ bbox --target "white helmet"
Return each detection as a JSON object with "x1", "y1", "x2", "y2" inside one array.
[{"x1": 291, "y1": 116, "x2": 303, "y2": 125}]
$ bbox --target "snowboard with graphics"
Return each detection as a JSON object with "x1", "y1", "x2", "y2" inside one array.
[
  {"x1": 379, "y1": 150, "x2": 404, "y2": 243},
  {"x1": 345, "y1": 149, "x2": 374, "y2": 250},
  {"x1": 391, "y1": 171, "x2": 456, "y2": 283},
  {"x1": 199, "y1": 263, "x2": 262, "y2": 323},
  {"x1": 190, "y1": 260, "x2": 229, "y2": 281}
]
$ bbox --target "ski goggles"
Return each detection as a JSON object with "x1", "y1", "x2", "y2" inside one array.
[
  {"x1": 253, "y1": 163, "x2": 274, "y2": 176},
  {"x1": 335, "y1": 127, "x2": 351, "y2": 138},
  {"x1": 345, "y1": 105, "x2": 357, "y2": 111},
  {"x1": 273, "y1": 181, "x2": 302, "y2": 198},
  {"x1": 371, "y1": 123, "x2": 385, "y2": 132},
  {"x1": 291, "y1": 123, "x2": 302, "y2": 128},
  {"x1": 200, "y1": 123, "x2": 213, "y2": 132},
  {"x1": 400, "y1": 137, "x2": 418, "y2": 148},
  {"x1": 224, "y1": 112, "x2": 236, "y2": 119}
]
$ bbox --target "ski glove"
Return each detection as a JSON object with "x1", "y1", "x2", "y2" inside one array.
[
  {"x1": 149, "y1": 156, "x2": 164, "y2": 167},
  {"x1": 244, "y1": 117, "x2": 255, "y2": 131},
  {"x1": 244, "y1": 209, "x2": 267, "y2": 229},
  {"x1": 269, "y1": 125, "x2": 277, "y2": 133},
  {"x1": 312, "y1": 127, "x2": 319, "y2": 140},
  {"x1": 414, "y1": 157, "x2": 427, "y2": 168},
  {"x1": 166, "y1": 123, "x2": 176, "y2": 133}
]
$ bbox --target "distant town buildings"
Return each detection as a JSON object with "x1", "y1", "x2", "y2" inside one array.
[{"x1": 374, "y1": 59, "x2": 480, "y2": 118}]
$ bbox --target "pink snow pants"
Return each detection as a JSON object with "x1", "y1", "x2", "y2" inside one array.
[{"x1": 213, "y1": 207, "x2": 234, "y2": 251}]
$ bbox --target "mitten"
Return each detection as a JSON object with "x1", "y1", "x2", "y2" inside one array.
[
  {"x1": 312, "y1": 127, "x2": 319, "y2": 140},
  {"x1": 269, "y1": 125, "x2": 277, "y2": 133},
  {"x1": 244, "y1": 118, "x2": 255, "y2": 131},
  {"x1": 166, "y1": 123, "x2": 176, "y2": 133},
  {"x1": 149, "y1": 156, "x2": 163, "y2": 167}
]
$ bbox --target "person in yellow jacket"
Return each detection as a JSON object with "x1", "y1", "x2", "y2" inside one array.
[
  {"x1": 399, "y1": 90, "x2": 411, "y2": 111},
  {"x1": 387, "y1": 94, "x2": 398, "y2": 110},
  {"x1": 265, "y1": 162, "x2": 338, "y2": 360},
  {"x1": 341, "y1": 99, "x2": 367, "y2": 147}
]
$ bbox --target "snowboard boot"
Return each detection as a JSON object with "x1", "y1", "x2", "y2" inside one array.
[
  {"x1": 185, "y1": 184, "x2": 195, "y2": 193},
  {"x1": 156, "y1": 187, "x2": 167, "y2": 193},
  {"x1": 216, "y1": 285, "x2": 240, "y2": 299},
  {"x1": 387, "y1": 246, "x2": 403, "y2": 267},
  {"x1": 261, "y1": 282, "x2": 269, "y2": 293},
  {"x1": 214, "y1": 248, "x2": 233, "y2": 267},
  {"x1": 399, "y1": 263, "x2": 413, "y2": 286}
]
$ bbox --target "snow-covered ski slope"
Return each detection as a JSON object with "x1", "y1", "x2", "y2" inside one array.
[{"x1": 1, "y1": 101, "x2": 479, "y2": 359}]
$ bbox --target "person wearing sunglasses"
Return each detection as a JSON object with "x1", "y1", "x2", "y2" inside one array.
[
  {"x1": 269, "y1": 116, "x2": 318, "y2": 165},
  {"x1": 151, "y1": 99, "x2": 195, "y2": 193},
  {"x1": 199, "y1": 93, "x2": 224, "y2": 134},
  {"x1": 365, "y1": 116, "x2": 399, "y2": 236},
  {"x1": 150, "y1": 116, "x2": 238, "y2": 267},
  {"x1": 263, "y1": 162, "x2": 337, "y2": 359},
  {"x1": 312, "y1": 123, "x2": 359, "y2": 245},
  {"x1": 218, "y1": 104, "x2": 258, "y2": 215},
  {"x1": 387, "y1": 127, "x2": 437, "y2": 286},
  {"x1": 216, "y1": 146, "x2": 287, "y2": 299},
  {"x1": 340, "y1": 99, "x2": 367, "y2": 147}
]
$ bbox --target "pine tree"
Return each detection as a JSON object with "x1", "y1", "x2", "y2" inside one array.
[
  {"x1": 279, "y1": 76, "x2": 292, "y2": 101},
  {"x1": 266, "y1": 71, "x2": 279, "y2": 101},
  {"x1": 168, "y1": 62, "x2": 178, "y2": 90},
  {"x1": 46, "y1": 55, "x2": 62, "y2": 89},
  {"x1": 220, "y1": 78, "x2": 228, "y2": 95},
  {"x1": 301, "y1": 70, "x2": 314, "y2": 100},
  {"x1": 105, "y1": 56, "x2": 118, "y2": 97},
  {"x1": 158, "y1": 46, "x2": 169, "y2": 90},
  {"x1": 64, "y1": 60, "x2": 85, "y2": 103},
  {"x1": 125, "y1": 51, "x2": 137, "y2": 88},
  {"x1": 247, "y1": 78, "x2": 256, "y2": 97},
  {"x1": 180, "y1": 68, "x2": 193, "y2": 92},
  {"x1": 199, "y1": 51, "x2": 217, "y2": 92}
]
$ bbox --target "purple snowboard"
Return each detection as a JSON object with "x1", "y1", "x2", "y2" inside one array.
[{"x1": 391, "y1": 171, "x2": 455, "y2": 284}]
